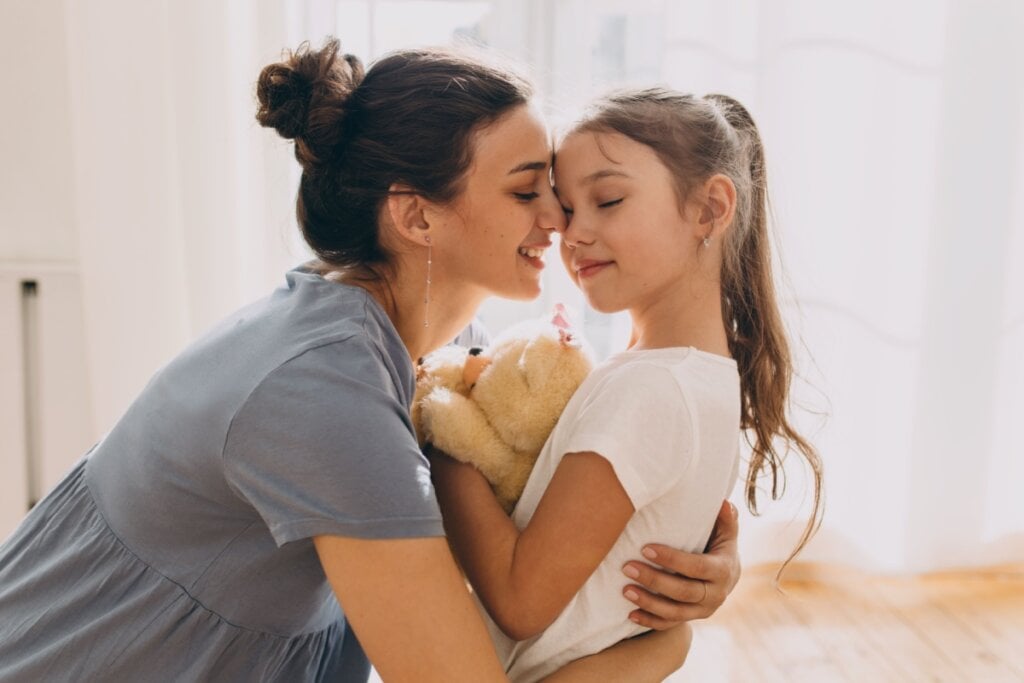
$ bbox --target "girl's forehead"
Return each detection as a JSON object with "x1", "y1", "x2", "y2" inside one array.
[{"x1": 555, "y1": 130, "x2": 638, "y2": 176}]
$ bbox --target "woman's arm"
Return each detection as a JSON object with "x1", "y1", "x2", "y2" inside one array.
[
  {"x1": 539, "y1": 624, "x2": 693, "y2": 683},
  {"x1": 430, "y1": 450, "x2": 635, "y2": 641},
  {"x1": 314, "y1": 534, "x2": 507, "y2": 682},
  {"x1": 622, "y1": 500, "x2": 741, "y2": 628}
]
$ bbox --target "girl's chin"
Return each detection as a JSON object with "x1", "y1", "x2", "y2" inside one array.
[{"x1": 580, "y1": 290, "x2": 622, "y2": 314}]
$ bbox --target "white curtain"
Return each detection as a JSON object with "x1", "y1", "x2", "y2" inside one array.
[
  {"x1": 59, "y1": 0, "x2": 1023, "y2": 573},
  {"x1": 530, "y1": 0, "x2": 1024, "y2": 574},
  {"x1": 64, "y1": 0, "x2": 311, "y2": 433}
]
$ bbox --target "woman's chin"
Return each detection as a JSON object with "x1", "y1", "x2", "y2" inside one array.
[{"x1": 502, "y1": 279, "x2": 543, "y2": 302}]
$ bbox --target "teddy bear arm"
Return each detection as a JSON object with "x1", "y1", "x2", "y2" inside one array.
[{"x1": 421, "y1": 392, "x2": 521, "y2": 486}]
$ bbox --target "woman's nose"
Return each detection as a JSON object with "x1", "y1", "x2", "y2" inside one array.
[{"x1": 538, "y1": 189, "x2": 566, "y2": 233}]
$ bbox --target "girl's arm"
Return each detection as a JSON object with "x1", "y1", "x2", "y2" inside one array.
[
  {"x1": 540, "y1": 624, "x2": 693, "y2": 683},
  {"x1": 430, "y1": 450, "x2": 635, "y2": 640},
  {"x1": 314, "y1": 534, "x2": 507, "y2": 682}
]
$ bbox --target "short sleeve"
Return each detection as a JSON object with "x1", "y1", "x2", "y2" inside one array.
[
  {"x1": 450, "y1": 317, "x2": 492, "y2": 349},
  {"x1": 222, "y1": 338, "x2": 444, "y2": 546},
  {"x1": 561, "y1": 363, "x2": 696, "y2": 510}
]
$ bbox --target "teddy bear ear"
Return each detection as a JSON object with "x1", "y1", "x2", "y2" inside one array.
[{"x1": 551, "y1": 303, "x2": 571, "y2": 330}]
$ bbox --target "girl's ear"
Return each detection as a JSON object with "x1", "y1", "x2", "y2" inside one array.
[
  {"x1": 700, "y1": 174, "x2": 738, "y2": 237},
  {"x1": 386, "y1": 183, "x2": 433, "y2": 247}
]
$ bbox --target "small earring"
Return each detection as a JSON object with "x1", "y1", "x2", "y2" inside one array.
[
  {"x1": 702, "y1": 235, "x2": 711, "y2": 248},
  {"x1": 423, "y1": 236, "x2": 432, "y2": 329}
]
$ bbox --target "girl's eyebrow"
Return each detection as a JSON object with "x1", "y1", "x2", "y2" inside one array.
[
  {"x1": 582, "y1": 168, "x2": 631, "y2": 184},
  {"x1": 553, "y1": 168, "x2": 631, "y2": 197}
]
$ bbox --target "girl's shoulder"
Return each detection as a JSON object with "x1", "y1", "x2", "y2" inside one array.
[{"x1": 586, "y1": 347, "x2": 740, "y2": 411}]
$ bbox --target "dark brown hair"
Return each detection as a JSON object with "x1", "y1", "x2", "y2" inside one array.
[
  {"x1": 256, "y1": 37, "x2": 532, "y2": 276},
  {"x1": 570, "y1": 88, "x2": 824, "y2": 574}
]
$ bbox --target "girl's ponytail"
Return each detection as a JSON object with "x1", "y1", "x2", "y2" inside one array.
[{"x1": 707, "y1": 94, "x2": 824, "y2": 573}]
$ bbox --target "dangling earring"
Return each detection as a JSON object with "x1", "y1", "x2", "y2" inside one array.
[
  {"x1": 702, "y1": 235, "x2": 711, "y2": 248},
  {"x1": 423, "y1": 235, "x2": 432, "y2": 329}
]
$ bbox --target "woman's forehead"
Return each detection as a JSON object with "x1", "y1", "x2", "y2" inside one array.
[{"x1": 471, "y1": 105, "x2": 552, "y2": 176}]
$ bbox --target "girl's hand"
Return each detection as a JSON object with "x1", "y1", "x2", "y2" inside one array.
[{"x1": 622, "y1": 500, "x2": 741, "y2": 628}]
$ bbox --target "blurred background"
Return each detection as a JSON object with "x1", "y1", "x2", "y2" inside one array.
[{"x1": 1, "y1": 1, "x2": 1022, "y2": 679}]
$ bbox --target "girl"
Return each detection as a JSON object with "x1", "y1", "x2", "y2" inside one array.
[
  {"x1": 0, "y1": 45, "x2": 739, "y2": 682},
  {"x1": 431, "y1": 88, "x2": 824, "y2": 681}
]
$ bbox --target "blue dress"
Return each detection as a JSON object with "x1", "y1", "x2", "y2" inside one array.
[{"x1": 0, "y1": 267, "x2": 445, "y2": 682}]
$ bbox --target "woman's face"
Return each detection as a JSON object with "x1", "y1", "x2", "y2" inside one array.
[
  {"x1": 434, "y1": 104, "x2": 565, "y2": 301},
  {"x1": 553, "y1": 129, "x2": 698, "y2": 314}
]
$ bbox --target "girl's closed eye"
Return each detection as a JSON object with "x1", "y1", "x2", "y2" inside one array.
[
  {"x1": 514, "y1": 191, "x2": 540, "y2": 201},
  {"x1": 597, "y1": 197, "x2": 624, "y2": 209}
]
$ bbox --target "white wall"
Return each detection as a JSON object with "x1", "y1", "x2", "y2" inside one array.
[
  {"x1": 0, "y1": 0, "x2": 304, "y2": 537},
  {"x1": 0, "y1": 1, "x2": 94, "y2": 536}
]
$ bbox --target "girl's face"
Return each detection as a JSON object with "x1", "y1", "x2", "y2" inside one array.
[
  {"x1": 553, "y1": 130, "x2": 702, "y2": 314},
  {"x1": 434, "y1": 104, "x2": 565, "y2": 301}
]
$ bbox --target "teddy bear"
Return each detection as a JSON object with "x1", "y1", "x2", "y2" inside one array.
[{"x1": 413, "y1": 306, "x2": 593, "y2": 513}]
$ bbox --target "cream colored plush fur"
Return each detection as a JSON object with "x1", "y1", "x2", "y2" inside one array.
[{"x1": 414, "y1": 315, "x2": 593, "y2": 513}]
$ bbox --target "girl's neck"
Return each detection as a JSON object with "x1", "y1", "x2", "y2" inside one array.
[{"x1": 627, "y1": 278, "x2": 731, "y2": 358}]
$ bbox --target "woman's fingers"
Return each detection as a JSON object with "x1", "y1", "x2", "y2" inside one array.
[
  {"x1": 622, "y1": 561, "x2": 707, "y2": 603},
  {"x1": 622, "y1": 577, "x2": 715, "y2": 621},
  {"x1": 622, "y1": 501, "x2": 742, "y2": 624},
  {"x1": 623, "y1": 584, "x2": 708, "y2": 627},
  {"x1": 628, "y1": 608, "x2": 682, "y2": 631}
]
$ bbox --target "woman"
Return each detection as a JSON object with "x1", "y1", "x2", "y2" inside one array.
[{"x1": 0, "y1": 40, "x2": 740, "y2": 681}]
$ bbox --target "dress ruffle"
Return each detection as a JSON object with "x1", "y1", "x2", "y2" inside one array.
[{"x1": 0, "y1": 460, "x2": 353, "y2": 682}]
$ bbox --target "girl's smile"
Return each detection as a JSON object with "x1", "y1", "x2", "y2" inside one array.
[{"x1": 572, "y1": 258, "x2": 614, "y2": 279}]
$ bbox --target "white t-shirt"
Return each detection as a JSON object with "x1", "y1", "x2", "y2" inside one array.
[{"x1": 486, "y1": 347, "x2": 741, "y2": 682}]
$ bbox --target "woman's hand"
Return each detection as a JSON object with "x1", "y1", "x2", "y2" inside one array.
[{"x1": 622, "y1": 500, "x2": 741, "y2": 628}]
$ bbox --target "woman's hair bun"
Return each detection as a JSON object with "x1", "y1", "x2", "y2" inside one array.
[{"x1": 256, "y1": 37, "x2": 364, "y2": 165}]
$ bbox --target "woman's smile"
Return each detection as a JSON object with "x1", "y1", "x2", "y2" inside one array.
[{"x1": 517, "y1": 242, "x2": 551, "y2": 269}]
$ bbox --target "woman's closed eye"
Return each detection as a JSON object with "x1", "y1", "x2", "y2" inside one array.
[
  {"x1": 514, "y1": 192, "x2": 540, "y2": 202},
  {"x1": 597, "y1": 198, "x2": 624, "y2": 209}
]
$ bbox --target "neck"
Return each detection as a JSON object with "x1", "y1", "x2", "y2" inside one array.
[
  {"x1": 628, "y1": 275, "x2": 730, "y2": 357},
  {"x1": 339, "y1": 256, "x2": 486, "y2": 363}
]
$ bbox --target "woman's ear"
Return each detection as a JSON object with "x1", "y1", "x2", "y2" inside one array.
[
  {"x1": 386, "y1": 183, "x2": 433, "y2": 247},
  {"x1": 699, "y1": 174, "x2": 738, "y2": 238}
]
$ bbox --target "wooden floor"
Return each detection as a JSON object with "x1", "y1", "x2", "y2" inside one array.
[{"x1": 671, "y1": 563, "x2": 1024, "y2": 683}]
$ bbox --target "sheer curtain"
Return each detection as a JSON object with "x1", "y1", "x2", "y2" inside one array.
[
  {"x1": 64, "y1": 0, "x2": 1022, "y2": 573},
  {"x1": 64, "y1": 0, "x2": 310, "y2": 434},
  {"x1": 533, "y1": 0, "x2": 1024, "y2": 573}
]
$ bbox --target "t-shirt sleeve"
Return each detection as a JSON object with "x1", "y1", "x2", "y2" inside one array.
[
  {"x1": 221, "y1": 337, "x2": 444, "y2": 546},
  {"x1": 450, "y1": 317, "x2": 492, "y2": 349},
  {"x1": 561, "y1": 363, "x2": 696, "y2": 510}
]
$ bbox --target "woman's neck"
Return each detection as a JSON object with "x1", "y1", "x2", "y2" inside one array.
[{"x1": 329, "y1": 260, "x2": 485, "y2": 363}]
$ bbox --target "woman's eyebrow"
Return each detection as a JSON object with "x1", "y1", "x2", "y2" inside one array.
[{"x1": 507, "y1": 160, "x2": 548, "y2": 174}]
